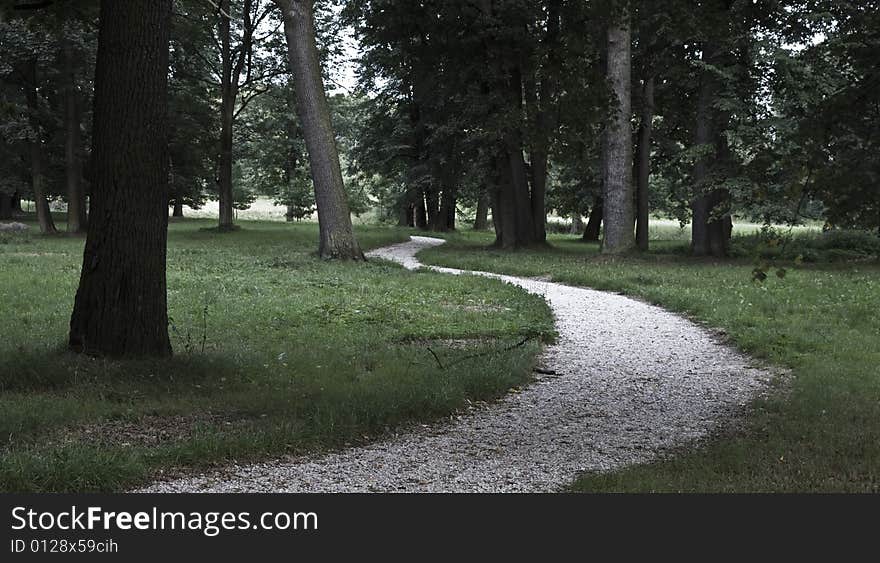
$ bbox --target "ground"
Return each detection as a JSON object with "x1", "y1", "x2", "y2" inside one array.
[
  {"x1": 1, "y1": 216, "x2": 878, "y2": 492},
  {"x1": 418, "y1": 230, "x2": 880, "y2": 492},
  {"x1": 0, "y1": 219, "x2": 552, "y2": 492}
]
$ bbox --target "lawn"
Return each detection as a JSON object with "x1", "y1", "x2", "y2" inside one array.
[
  {"x1": 419, "y1": 229, "x2": 880, "y2": 492},
  {"x1": 0, "y1": 218, "x2": 553, "y2": 492}
]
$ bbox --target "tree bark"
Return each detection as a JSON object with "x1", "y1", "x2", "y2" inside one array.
[
  {"x1": 24, "y1": 60, "x2": 57, "y2": 235},
  {"x1": 601, "y1": 8, "x2": 634, "y2": 254},
  {"x1": 69, "y1": 0, "x2": 172, "y2": 357},
  {"x1": 61, "y1": 7, "x2": 87, "y2": 233},
  {"x1": 0, "y1": 194, "x2": 11, "y2": 220},
  {"x1": 635, "y1": 75, "x2": 654, "y2": 251},
  {"x1": 690, "y1": 63, "x2": 730, "y2": 256},
  {"x1": 474, "y1": 194, "x2": 489, "y2": 230},
  {"x1": 415, "y1": 191, "x2": 427, "y2": 229},
  {"x1": 275, "y1": 0, "x2": 363, "y2": 259},
  {"x1": 583, "y1": 197, "x2": 603, "y2": 241},
  {"x1": 172, "y1": 200, "x2": 184, "y2": 217},
  {"x1": 216, "y1": 0, "x2": 252, "y2": 232}
]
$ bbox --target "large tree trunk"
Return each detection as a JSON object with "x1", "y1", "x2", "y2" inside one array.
[
  {"x1": 172, "y1": 199, "x2": 184, "y2": 218},
  {"x1": 474, "y1": 194, "x2": 489, "y2": 230},
  {"x1": 61, "y1": 9, "x2": 87, "y2": 233},
  {"x1": 24, "y1": 60, "x2": 57, "y2": 235},
  {"x1": 635, "y1": 75, "x2": 654, "y2": 251},
  {"x1": 275, "y1": 0, "x2": 363, "y2": 259},
  {"x1": 69, "y1": 0, "x2": 172, "y2": 357},
  {"x1": 583, "y1": 197, "x2": 603, "y2": 241},
  {"x1": 601, "y1": 9, "x2": 634, "y2": 254}
]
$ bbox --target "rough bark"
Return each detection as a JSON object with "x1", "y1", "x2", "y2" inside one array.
[
  {"x1": 69, "y1": 0, "x2": 172, "y2": 357},
  {"x1": 24, "y1": 60, "x2": 57, "y2": 235},
  {"x1": 61, "y1": 7, "x2": 86, "y2": 233},
  {"x1": 275, "y1": 0, "x2": 363, "y2": 259},
  {"x1": 635, "y1": 75, "x2": 654, "y2": 251},
  {"x1": 601, "y1": 9, "x2": 634, "y2": 254},
  {"x1": 583, "y1": 197, "x2": 603, "y2": 241},
  {"x1": 474, "y1": 194, "x2": 489, "y2": 230}
]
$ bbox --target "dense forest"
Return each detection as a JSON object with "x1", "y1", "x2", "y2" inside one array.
[{"x1": 1, "y1": 0, "x2": 877, "y2": 357}]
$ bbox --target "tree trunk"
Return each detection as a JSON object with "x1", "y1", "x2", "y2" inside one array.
[
  {"x1": 275, "y1": 0, "x2": 363, "y2": 259},
  {"x1": 24, "y1": 60, "x2": 57, "y2": 235},
  {"x1": 583, "y1": 197, "x2": 603, "y2": 241},
  {"x1": 474, "y1": 194, "x2": 489, "y2": 230},
  {"x1": 690, "y1": 54, "x2": 730, "y2": 257},
  {"x1": 601, "y1": 9, "x2": 634, "y2": 254},
  {"x1": 570, "y1": 214, "x2": 583, "y2": 235},
  {"x1": 69, "y1": 0, "x2": 172, "y2": 357},
  {"x1": 61, "y1": 10, "x2": 87, "y2": 233},
  {"x1": 415, "y1": 192, "x2": 427, "y2": 229},
  {"x1": 217, "y1": 0, "x2": 236, "y2": 231},
  {"x1": 217, "y1": 97, "x2": 235, "y2": 230},
  {"x1": 172, "y1": 200, "x2": 184, "y2": 217},
  {"x1": 635, "y1": 75, "x2": 654, "y2": 251},
  {"x1": 530, "y1": 149, "x2": 548, "y2": 242},
  {"x1": 0, "y1": 194, "x2": 11, "y2": 220}
]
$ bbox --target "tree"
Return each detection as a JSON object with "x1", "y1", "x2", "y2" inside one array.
[
  {"x1": 601, "y1": 2, "x2": 634, "y2": 254},
  {"x1": 274, "y1": 0, "x2": 363, "y2": 259},
  {"x1": 68, "y1": 0, "x2": 172, "y2": 357}
]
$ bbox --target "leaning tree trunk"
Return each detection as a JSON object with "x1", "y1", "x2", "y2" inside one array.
[
  {"x1": 635, "y1": 75, "x2": 654, "y2": 251},
  {"x1": 69, "y1": 0, "x2": 172, "y2": 357},
  {"x1": 24, "y1": 61, "x2": 57, "y2": 235},
  {"x1": 583, "y1": 197, "x2": 603, "y2": 241},
  {"x1": 275, "y1": 0, "x2": 363, "y2": 259},
  {"x1": 601, "y1": 8, "x2": 634, "y2": 254}
]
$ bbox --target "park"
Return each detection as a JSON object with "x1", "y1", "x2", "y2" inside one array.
[{"x1": 0, "y1": 0, "x2": 878, "y2": 494}]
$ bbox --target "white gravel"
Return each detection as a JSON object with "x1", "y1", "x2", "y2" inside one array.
[{"x1": 141, "y1": 236, "x2": 774, "y2": 492}]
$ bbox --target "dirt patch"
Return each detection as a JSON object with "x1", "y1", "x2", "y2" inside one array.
[{"x1": 58, "y1": 413, "x2": 248, "y2": 448}]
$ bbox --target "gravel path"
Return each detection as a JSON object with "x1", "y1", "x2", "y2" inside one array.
[{"x1": 141, "y1": 236, "x2": 773, "y2": 492}]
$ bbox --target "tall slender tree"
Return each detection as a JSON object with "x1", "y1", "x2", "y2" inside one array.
[
  {"x1": 601, "y1": 2, "x2": 635, "y2": 254},
  {"x1": 273, "y1": 0, "x2": 363, "y2": 259},
  {"x1": 69, "y1": 0, "x2": 172, "y2": 357}
]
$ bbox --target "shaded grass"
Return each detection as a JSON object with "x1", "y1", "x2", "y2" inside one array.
[
  {"x1": 419, "y1": 230, "x2": 880, "y2": 492},
  {"x1": 0, "y1": 219, "x2": 553, "y2": 492}
]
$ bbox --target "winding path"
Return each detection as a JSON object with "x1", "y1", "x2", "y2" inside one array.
[{"x1": 142, "y1": 236, "x2": 772, "y2": 492}]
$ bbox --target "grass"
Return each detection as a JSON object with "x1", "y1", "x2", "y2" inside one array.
[
  {"x1": 0, "y1": 218, "x2": 553, "y2": 492},
  {"x1": 418, "y1": 229, "x2": 880, "y2": 492}
]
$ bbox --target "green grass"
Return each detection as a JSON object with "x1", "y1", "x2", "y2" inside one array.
[
  {"x1": 419, "y1": 230, "x2": 880, "y2": 492},
  {"x1": 0, "y1": 218, "x2": 553, "y2": 492}
]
